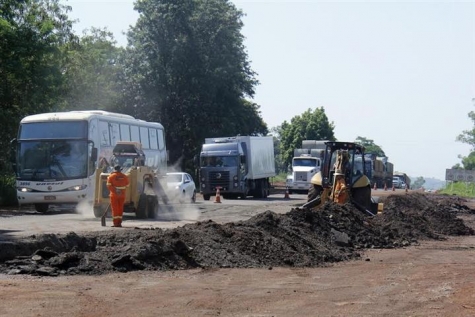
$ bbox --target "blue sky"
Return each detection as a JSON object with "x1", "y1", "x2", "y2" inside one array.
[{"x1": 62, "y1": 0, "x2": 475, "y2": 180}]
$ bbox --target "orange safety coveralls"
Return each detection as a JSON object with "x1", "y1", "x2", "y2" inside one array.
[
  {"x1": 107, "y1": 171, "x2": 130, "y2": 227},
  {"x1": 333, "y1": 176, "x2": 349, "y2": 204}
]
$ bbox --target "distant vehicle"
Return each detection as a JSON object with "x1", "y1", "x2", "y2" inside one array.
[
  {"x1": 393, "y1": 173, "x2": 411, "y2": 189},
  {"x1": 198, "y1": 135, "x2": 275, "y2": 200},
  {"x1": 166, "y1": 172, "x2": 196, "y2": 203},
  {"x1": 286, "y1": 140, "x2": 326, "y2": 194},
  {"x1": 364, "y1": 154, "x2": 393, "y2": 189}
]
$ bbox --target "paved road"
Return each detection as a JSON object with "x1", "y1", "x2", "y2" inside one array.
[
  {"x1": 0, "y1": 188, "x2": 413, "y2": 241},
  {"x1": 0, "y1": 193, "x2": 308, "y2": 240}
]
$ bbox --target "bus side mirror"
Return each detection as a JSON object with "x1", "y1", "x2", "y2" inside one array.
[{"x1": 91, "y1": 148, "x2": 98, "y2": 162}]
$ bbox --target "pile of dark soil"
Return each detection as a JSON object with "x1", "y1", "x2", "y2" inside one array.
[{"x1": 0, "y1": 193, "x2": 473, "y2": 276}]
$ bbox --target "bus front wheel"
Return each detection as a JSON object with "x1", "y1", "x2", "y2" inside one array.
[{"x1": 34, "y1": 203, "x2": 49, "y2": 213}]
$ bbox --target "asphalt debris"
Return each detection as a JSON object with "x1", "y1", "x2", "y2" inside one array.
[{"x1": 0, "y1": 193, "x2": 473, "y2": 276}]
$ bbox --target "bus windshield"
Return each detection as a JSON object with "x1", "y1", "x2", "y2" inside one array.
[{"x1": 17, "y1": 140, "x2": 89, "y2": 181}]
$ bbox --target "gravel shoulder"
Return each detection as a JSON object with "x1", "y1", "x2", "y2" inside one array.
[{"x1": 1, "y1": 230, "x2": 475, "y2": 317}]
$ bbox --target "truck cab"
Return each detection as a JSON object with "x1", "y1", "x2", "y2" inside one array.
[
  {"x1": 286, "y1": 155, "x2": 321, "y2": 194},
  {"x1": 199, "y1": 136, "x2": 275, "y2": 200}
]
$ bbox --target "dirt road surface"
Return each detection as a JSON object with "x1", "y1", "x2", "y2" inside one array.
[{"x1": 1, "y1": 191, "x2": 475, "y2": 317}]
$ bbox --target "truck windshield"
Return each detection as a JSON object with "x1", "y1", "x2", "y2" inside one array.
[
  {"x1": 17, "y1": 140, "x2": 89, "y2": 181},
  {"x1": 293, "y1": 158, "x2": 318, "y2": 167},
  {"x1": 201, "y1": 156, "x2": 238, "y2": 167}
]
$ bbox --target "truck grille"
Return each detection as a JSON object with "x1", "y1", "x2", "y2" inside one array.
[
  {"x1": 295, "y1": 171, "x2": 307, "y2": 182},
  {"x1": 209, "y1": 171, "x2": 230, "y2": 189}
]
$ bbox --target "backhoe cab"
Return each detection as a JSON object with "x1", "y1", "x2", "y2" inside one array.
[{"x1": 305, "y1": 141, "x2": 378, "y2": 215}]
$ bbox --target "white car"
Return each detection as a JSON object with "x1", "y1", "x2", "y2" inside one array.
[{"x1": 166, "y1": 172, "x2": 196, "y2": 203}]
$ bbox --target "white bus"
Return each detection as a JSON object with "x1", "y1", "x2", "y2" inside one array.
[{"x1": 12, "y1": 110, "x2": 167, "y2": 213}]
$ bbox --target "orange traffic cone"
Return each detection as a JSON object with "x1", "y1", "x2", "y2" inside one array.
[
  {"x1": 405, "y1": 186, "x2": 408, "y2": 194},
  {"x1": 214, "y1": 187, "x2": 221, "y2": 203},
  {"x1": 373, "y1": 183, "x2": 377, "y2": 190},
  {"x1": 392, "y1": 184, "x2": 395, "y2": 191},
  {"x1": 284, "y1": 187, "x2": 290, "y2": 199}
]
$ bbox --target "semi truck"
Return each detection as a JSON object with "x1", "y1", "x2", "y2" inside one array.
[
  {"x1": 393, "y1": 172, "x2": 411, "y2": 189},
  {"x1": 286, "y1": 140, "x2": 327, "y2": 194},
  {"x1": 364, "y1": 154, "x2": 394, "y2": 188},
  {"x1": 199, "y1": 136, "x2": 276, "y2": 200}
]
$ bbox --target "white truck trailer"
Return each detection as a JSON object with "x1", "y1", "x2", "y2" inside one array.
[
  {"x1": 199, "y1": 136, "x2": 275, "y2": 200},
  {"x1": 286, "y1": 140, "x2": 327, "y2": 194}
]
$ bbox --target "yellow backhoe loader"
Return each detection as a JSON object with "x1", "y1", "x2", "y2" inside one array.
[
  {"x1": 304, "y1": 141, "x2": 379, "y2": 215},
  {"x1": 93, "y1": 141, "x2": 167, "y2": 219}
]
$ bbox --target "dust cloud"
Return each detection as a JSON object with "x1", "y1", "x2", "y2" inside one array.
[{"x1": 75, "y1": 200, "x2": 94, "y2": 218}]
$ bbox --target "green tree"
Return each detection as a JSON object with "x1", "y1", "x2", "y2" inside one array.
[
  {"x1": 0, "y1": 0, "x2": 76, "y2": 205},
  {"x1": 457, "y1": 152, "x2": 475, "y2": 170},
  {"x1": 355, "y1": 136, "x2": 386, "y2": 156},
  {"x1": 61, "y1": 27, "x2": 123, "y2": 111},
  {"x1": 412, "y1": 176, "x2": 426, "y2": 190},
  {"x1": 120, "y1": 0, "x2": 266, "y2": 173},
  {"x1": 277, "y1": 107, "x2": 335, "y2": 169},
  {"x1": 456, "y1": 100, "x2": 475, "y2": 148},
  {"x1": 0, "y1": 0, "x2": 75, "y2": 170}
]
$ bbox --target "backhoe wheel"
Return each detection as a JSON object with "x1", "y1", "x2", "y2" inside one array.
[
  {"x1": 34, "y1": 203, "x2": 49, "y2": 213},
  {"x1": 307, "y1": 185, "x2": 322, "y2": 202},
  {"x1": 136, "y1": 193, "x2": 148, "y2": 219},
  {"x1": 146, "y1": 195, "x2": 158, "y2": 219},
  {"x1": 351, "y1": 185, "x2": 372, "y2": 213},
  {"x1": 305, "y1": 185, "x2": 323, "y2": 209}
]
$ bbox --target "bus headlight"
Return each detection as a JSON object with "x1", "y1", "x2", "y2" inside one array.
[
  {"x1": 67, "y1": 185, "x2": 87, "y2": 191},
  {"x1": 18, "y1": 187, "x2": 32, "y2": 192}
]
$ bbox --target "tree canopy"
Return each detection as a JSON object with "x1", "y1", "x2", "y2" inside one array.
[
  {"x1": 412, "y1": 176, "x2": 426, "y2": 190},
  {"x1": 119, "y1": 0, "x2": 267, "y2": 171},
  {"x1": 61, "y1": 27, "x2": 123, "y2": 111},
  {"x1": 355, "y1": 136, "x2": 386, "y2": 157},
  {"x1": 0, "y1": 0, "x2": 76, "y2": 170},
  {"x1": 456, "y1": 101, "x2": 475, "y2": 149},
  {"x1": 277, "y1": 107, "x2": 335, "y2": 169}
]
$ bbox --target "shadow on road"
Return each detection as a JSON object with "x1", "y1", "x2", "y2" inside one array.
[{"x1": 0, "y1": 229, "x2": 24, "y2": 241}]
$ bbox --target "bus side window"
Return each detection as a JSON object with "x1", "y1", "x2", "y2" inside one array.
[
  {"x1": 120, "y1": 124, "x2": 130, "y2": 141},
  {"x1": 130, "y1": 126, "x2": 140, "y2": 143},
  {"x1": 99, "y1": 121, "x2": 110, "y2": 146},
  {"x1": 149, "y1": 129, "x2": 158, "y2": 150}
]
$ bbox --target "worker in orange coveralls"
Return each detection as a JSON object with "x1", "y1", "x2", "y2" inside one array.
[
  {"x1": 107, "y1": 165, "x2": 130, "y2": 227},
  {"x1": 332, "y1": 172, "x2": 349, "y2": 204}
]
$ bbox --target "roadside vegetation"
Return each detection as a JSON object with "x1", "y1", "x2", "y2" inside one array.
[{"x1": 439, "y1": 182, "x2": 475, "y2": 198}]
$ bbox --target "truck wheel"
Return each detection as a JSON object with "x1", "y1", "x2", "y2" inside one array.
[
  {"x1": 203, "y1": 194, "x2": 211, "y2": 201},
  {"x1": 34, "y1": 203, "x2": 49, "y2": 213},
  {"x1": 136, "y1": 193, "x2": 148, "y2": 219}
]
